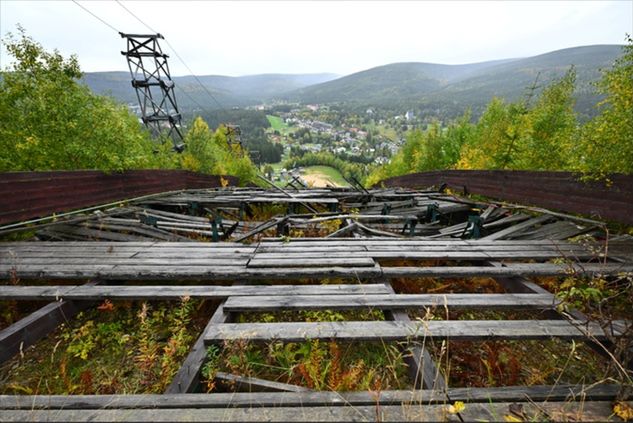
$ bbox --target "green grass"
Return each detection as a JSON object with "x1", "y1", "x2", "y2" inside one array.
[
  {"x1": 266, "y1": 115, "x2": 290, "y2": 134},
  {"x1": 302, "y1": 166, "x2": 349, "y2": 187},
  {"x1": 367, "y1": 122, "x2": 398, "y2": 141}
]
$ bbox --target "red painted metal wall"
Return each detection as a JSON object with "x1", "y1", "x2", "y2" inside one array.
[
  {"x1": 381, "y1": 170, "x2": 633, "y2": 225},
  {"x1": 0, "y1": 170, "x2": 239, "y2": 225}
]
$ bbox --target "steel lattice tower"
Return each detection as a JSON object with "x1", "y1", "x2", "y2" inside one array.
[{"x1": 121, "y1": 33, "x2": 184, "y2": 151}]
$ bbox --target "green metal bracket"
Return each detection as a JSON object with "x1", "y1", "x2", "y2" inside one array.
[
  {"x1": 210, "y1": 214, "x2": 222, "y2": 242},
  {"x1": 239, "y1": 202, "x2": 246, "y2": 220},
  {"x1": 189, "y1": 201, "x2": 200, "y2": 216},
  {"x1": 403, "y1": 219, "x2": 417, "y2": 237},
  {"x1": 139, "y1": 214, "x2": 158, "y2": 227},
  {"x1": 427, "y1": 202, "x2": 440, "y2": 223},
  {"x1": 466, "y1": 214, "x2": 483, "y2": 239}
]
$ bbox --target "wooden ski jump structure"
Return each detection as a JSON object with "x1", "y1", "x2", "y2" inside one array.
[{"x1": 0, "y1": 170, "x2": 631, "y2": 421}]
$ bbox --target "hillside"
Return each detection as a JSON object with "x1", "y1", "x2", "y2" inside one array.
[
  {"x1": 81, "y1": 72, "x2": 339, "y2": 112},
  {"x1": 81, "y1": 45, "x2": 624, "y2": 120},
  {"x1": 292, "y1": 45, "x2": 623, "y2": 118},
  {"x1": 289, "y1": 59, "x2": 518, "y2": 104}
]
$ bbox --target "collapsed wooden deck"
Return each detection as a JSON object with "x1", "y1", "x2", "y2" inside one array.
[{"x1": 0, "y1": 187, "x2": 631, "y2": 421}]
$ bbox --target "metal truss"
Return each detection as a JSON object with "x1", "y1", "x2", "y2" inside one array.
[{"x1": 120, "y1": 33, "x2": 184, "y2": 151}]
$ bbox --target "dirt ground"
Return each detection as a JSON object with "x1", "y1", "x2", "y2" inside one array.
[{"x1": 302, "y1": 173, "x2": 341, "y2": 188}]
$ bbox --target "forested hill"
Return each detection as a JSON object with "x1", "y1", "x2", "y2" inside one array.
[
  {"x1": 81, "y1": 72, "x2": 339, "y2": 111},
  {"x1": 291, "y1": 44, "x2": 624, "y2": 119},
  {"x1": 82, "y1": 45, "x2": 623, "y2": 120}
]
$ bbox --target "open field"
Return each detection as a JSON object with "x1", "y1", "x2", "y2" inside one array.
[
  {"x1": 266, "y1": 115, "x2": 291, "y2": 135},
  {"x1": 302, "y1": 165, "x2": 349, "y2": 187}
]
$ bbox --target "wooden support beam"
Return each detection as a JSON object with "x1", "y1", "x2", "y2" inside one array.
[
  {"x1": 0, "y1": 284, "x2": 391, "y2": 301},
  {"x1": 233, "y1": 218, "x2": 283, "y2": 243},
  {"x1": 481, "y1": 215, "x2": 552, "y2": 240},
  {"x1": 165, "y1": 300, "x2": 232, "y2": 394},
  {"x1": 382, "y1": 281, "x2": 446, "y2": 391},
  {"x1": 223, "y1": 293, "x2": 559, "y2": 312},
  {"x1": 0, "y1": 401, "x2": 621, "y2": 422},
  {"x1": 0, "y1": 281, "x2": 99, "y2": 364},
  {"x1": 0, "y1": 384, "x2": 626, "y2": 409},
  {"x1": 204, "y1": 320, "x2": 624, "y2": 343},
  {"x1": 215, "y1": 372, "x2": 310, "y2": 393}
]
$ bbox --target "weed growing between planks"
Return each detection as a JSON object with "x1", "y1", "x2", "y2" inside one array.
[
  {"x1": 201, "y1": 339, "x2": 410, "y2": 392},
  {"x1": 200, "y1": 309, "x2": 409, "y2": 392},
  {"x1": 428, "y1": 339, "x2": 610, "y2": 387},
  {"x1": 0, "y1": 298, "x2": 209, "y2": 394}
]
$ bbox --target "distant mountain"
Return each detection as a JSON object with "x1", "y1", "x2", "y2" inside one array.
[
  {"x1": 289, "y1": 59, "x2": 518, "y2": 104},
  {"x1": 82, "y1": 45, "x2": 624, "y2": 120},
  {"x1": 81, "y1": 72, "x2": 339, "y2": 112},
  {"x1": 291, "y1": 45, "x2": 623, "y2": 118}
]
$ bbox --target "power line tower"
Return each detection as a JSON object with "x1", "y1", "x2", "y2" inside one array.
[
  {"x1": 120, "y1": 33, "x2": 184, "y2": 151},
  {"x1": 225, "y1": 124, "x2": 243, "y2": 150}
]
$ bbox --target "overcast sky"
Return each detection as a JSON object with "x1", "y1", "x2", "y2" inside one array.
[{"x1": 1, "y1": 1, "x2": 631, "y2": 77}]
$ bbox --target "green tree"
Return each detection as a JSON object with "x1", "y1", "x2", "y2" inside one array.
[
  {"x1": 515, "y1": 68, "x2": 577, "y2": 170},
  {"x1": 458, "y1": 98, "x2": 527, "y2": 170},
  {"x1": 574, "y1": 36, "x2": 633, "y2": 177},
  {"x1": 0, "y1": 28, "x2": 163, "y2": 172},
  {"x1": 180, "y1": 117, "x2": 258, "y2": 185}
]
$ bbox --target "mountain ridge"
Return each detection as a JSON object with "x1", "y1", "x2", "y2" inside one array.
[{"x1": 81, "y1": 44, "x2": 623, "y2": 118}]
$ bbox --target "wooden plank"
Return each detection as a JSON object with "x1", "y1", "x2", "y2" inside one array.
[
  {"x1": 382, "y1": 280, "x2": 446, "y2": 391},
  {"x1": 0, "y1": 284, "x2": 391, "y2": 301},
  {"x1": 0, "y1": 265, "x2": 384, "y2": 280},
  {"x1": 215, "y1": 372, "x2": 311, "y2": 393},
  {"x1": 233, "y1": 218, "x2": 282, "y2": 243},
  {"x1": 0, "y1": 300, "x2": 88, "y2": 363},
  {"x1": 482, "y1": 215, "x2": 553, "y2": 240},
  {"x1": 0, "y1": 405, "x2": 450, "y2": 422},
  {"x1": 2, "y1": 262, "x2": 629, "y2": 281},
  {"x1": 246, "y1": 257, "x2": 376, "y2": 268},
  {"x1": 381, "y1": 263, "x2": 633, "y2": 278},
  {"x1": 0, "y1": 401, "x2": 621, "y2": 422},
  {"x1": 459, "y1": 401, "x2": 620, "y2": 422},
  {"x1": 166, "y1": 298, "x2": 232, "y2": 394},
  {"x1": 223, "y1": 293, "x2": 558, "y2": 312},
  {"x1": 0, "y1": 281, "x2": 99, "y2": 363},
  {"x1": 252, "y1": 251, "x2": 596, "y2": 260},
  {"x1": 0, "y1": 384, "x2": 626, "y2": 409},
  {"x1": 1, "y1": 258, "x2": 251, "y2": 266},
  {"x1": 204, "y1": 320, "x2": 623, "y2": 343},
  {"x1": 255, "y1": 244, "x2": 592, "y2": 253}
]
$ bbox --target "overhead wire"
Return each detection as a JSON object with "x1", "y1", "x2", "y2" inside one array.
[
  {"x1": 72, "y1": 0, "x2": 254, "y2": 160},
  {"x1": 72, "y1": 0, "x2": 120, "y2": 33},
  {"x1": 115, "y1": 0, "x2": 226, "y2": 111}
]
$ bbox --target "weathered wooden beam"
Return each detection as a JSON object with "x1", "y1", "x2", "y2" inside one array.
[
  {"x1": 0, "y1": 284, "x2": 391, "y2": 301},
  {"x1": 0, "y1": 281, "x2": 99, "y2": 364},
  {"x1": 233, "y1": 218, "x2": 283, "y2": 243},
  {"x1": 215, "y1": 372, "x2": 311, "y2": 393},
  {"x1": 0, "y1": 384, "x2": 625, "y2": 409},
  {"x1": 0, "y1": 265, "x2": 383, "y2": 280},
  {"x1": 0, "y1": 401, "x2": 621, "y2": 422},
  {"x1": 204, "y1": 320, "x2": 625, "y2": 343},
  {"x1": 481, "y1": 215, "x2": 553, "y2": 240},
  {"x1": 223, "y1": 293, "x2": 558, "y2": 312},
  {"x1": 166, "y1": 299, "x2": 232, "y2": 394},
  {"x1": 2, "y1": 262, "x2": 630, "y2": 282},
  {"x1": 382, "y1": 280, "x2": 446, "y2": 391}
]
